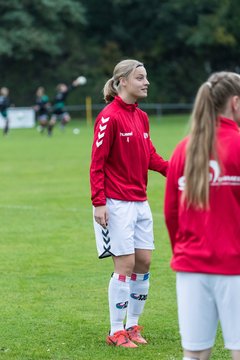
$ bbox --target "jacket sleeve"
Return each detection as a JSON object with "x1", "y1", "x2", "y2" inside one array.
[
  {"x1": 143, "y1": 113, "x2": 168, "y2": 176},
  {"x1": 90, "y1": 114, "x2": 114, "y2": 207},
  {"x1": 148, "y1": 139, "x2": 168, "y2": 176},
  {"x1": 164, "y1": 146, "x2": 183, "y2": 252}
]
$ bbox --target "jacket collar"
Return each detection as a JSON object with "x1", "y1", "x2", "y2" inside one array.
[
  {"x1": 114, "y1": 96, "x2": 138, "y2": 112},
  {"x1": 218, "y1": 116, "x2": 240, "y2": 132}
]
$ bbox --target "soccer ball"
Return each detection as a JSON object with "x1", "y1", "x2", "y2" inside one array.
[
  {"x1": 73, "y1": 128, "x2": 80, "y2": 135},
  {"x1": 75, "y1": 76, "x2": 87, "y2": 85}
]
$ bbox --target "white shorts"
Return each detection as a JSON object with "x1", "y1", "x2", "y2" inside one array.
[
  {"x1": 176, "y1": 272, "x2": 240, "y2": 351},
  {"x1": 93, "y1": 198, "x2": 154, "y2": 259}
]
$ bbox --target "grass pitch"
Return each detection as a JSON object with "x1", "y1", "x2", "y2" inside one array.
[{"x1": 0, "y1": 116, "x2": 229, "y2": 359}]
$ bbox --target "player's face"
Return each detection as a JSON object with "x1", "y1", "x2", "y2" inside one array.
[
  {"x1": 58, "y1": 84, "x2": 67, "y2": 92},
  {"x1": 36, "y1": 88, "x2": 44, "y2": 96},
  {"x1": 1, "y1": 87, "x2": 9, "y2": 96},
  {"x1": 121, "y1": 66, "x2": 149, "y2": 102}
]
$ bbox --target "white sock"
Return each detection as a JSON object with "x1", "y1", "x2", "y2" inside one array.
[
  {"x1": 125, "y1": 272, "x2": 150, "y2": 329},
  {"x1": 108, "y1": 273, "x2": 130, "y2": 335},
  {"x1": 183, "y1": 357, "x2": 200, "y2": 360}
]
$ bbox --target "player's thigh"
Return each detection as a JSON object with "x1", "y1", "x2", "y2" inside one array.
[
  {"x1": 93, "y1": 199, "x2": 136, "y2": 258},
  {"x1": 62, "y1": 112, "x2": 70, "y2": 122},
  {"x1": 134, "y1": 201, "x2": 154, "y2": 251},
  {"x1": 49, "y1": 115, "x2": 56, "y2": 125},
  {"x1": 107, "y1": 199, "x2": 136, "y2": 255},
  {"x1": 176, "y1": 272, "x2": 218, "y2": 351},
  {"x1": 215, "y1": 275, "x2": 240, "y2": 351},
  {"x1": 39, "y1": 115, "x2": 48, "y2": 125}
]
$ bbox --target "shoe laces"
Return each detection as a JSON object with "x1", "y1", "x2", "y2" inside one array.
[
  {"x1": 129, "y1": 325, "x2": 143, "y2": 334},
  {"x1": 114, "y1": 330, "x2": 130, "y2": 343}
]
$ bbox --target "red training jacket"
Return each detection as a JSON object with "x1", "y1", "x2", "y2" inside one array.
[
  {"x1": 90, "y1": 96, "x2": 168, "y2": 206},
  {"x1": 164, "y1": 117, "x2": 240, "y2": 275}
]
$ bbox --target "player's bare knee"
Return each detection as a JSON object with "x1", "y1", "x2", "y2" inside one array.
[
  {"x1": 113, "y1": 254, "x2": 135, "y2": 276},
  {"x1": 184, "y1": 348, "x2": 211, "y2": 360},
  {"x1": 134, "y1": 255, "x2": 151, "y2": 273},
  {"x1": 231, "y1": 350, "x2": 240, "y2": 360}
]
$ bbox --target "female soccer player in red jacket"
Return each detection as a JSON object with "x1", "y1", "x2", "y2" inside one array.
[
  {"x1": 164, "y1": 72, "x2": 240, "y2": 360},
  {"x1": 90, "y1": 59, "x2": 168, "y2": 347}
]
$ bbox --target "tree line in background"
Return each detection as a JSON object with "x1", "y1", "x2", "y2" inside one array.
[{"x1": 0, "y1": 0, "x2": 240, "y2": 106}]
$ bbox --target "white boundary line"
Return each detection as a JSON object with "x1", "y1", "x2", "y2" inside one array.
[{"x1": 0, "y1": 204, "x2": 85, "y2": 213}]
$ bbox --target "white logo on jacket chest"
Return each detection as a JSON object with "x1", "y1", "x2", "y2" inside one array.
[
  {"x1": 120, "y1": 132, "x2": 133, "y2": 143},
  {"x1": 120, "y1": 132, "x2": 133, "y2": 136},
  {"x1": 96, "y1": 117, "x2": 110, "y2": 148}
]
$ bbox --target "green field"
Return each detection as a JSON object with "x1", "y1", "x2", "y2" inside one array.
[{"x1": 0, "y1": 116, "x2": 230, "y2": 359}]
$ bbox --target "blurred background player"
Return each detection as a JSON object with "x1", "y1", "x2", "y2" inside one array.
[
  {"x1": 0, "y1": 87, "x2": 11, "y2": 135},
  {"x1": 48, "y1": 77, "x2": 84, "y2": 136},
  {"x1": 34, "y1": 86, "x2": 50, "y2": 133}
]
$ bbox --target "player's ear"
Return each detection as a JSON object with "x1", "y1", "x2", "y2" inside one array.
[
  {"x1": 119, "y1": 77, "x2": 127, "y2": 87},
  {"x1": 231, "y1": 95, "x2": 240, "y2": 111}
]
